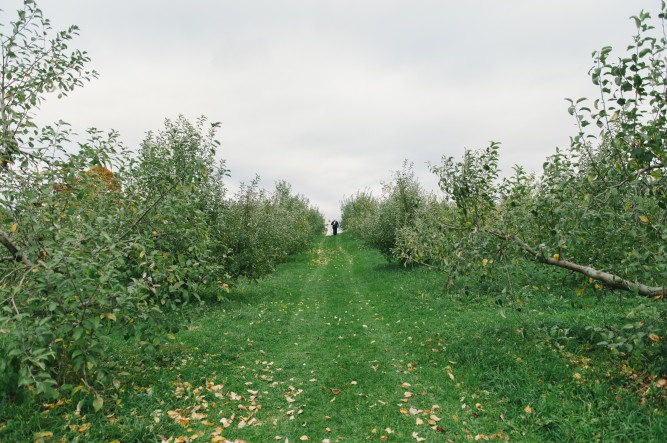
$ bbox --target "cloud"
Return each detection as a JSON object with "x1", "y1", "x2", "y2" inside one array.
[{"x1": 5, "y1": 0, "x2": 650, "y2": 218}]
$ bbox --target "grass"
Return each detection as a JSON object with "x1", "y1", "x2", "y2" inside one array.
[{"x1": 1, "y1": 234, "x2": 666, "y2": 441}]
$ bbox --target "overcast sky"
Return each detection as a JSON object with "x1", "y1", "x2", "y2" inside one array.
[{"x1": 2, "y1": 0, "x2": 658, "y2": 218}]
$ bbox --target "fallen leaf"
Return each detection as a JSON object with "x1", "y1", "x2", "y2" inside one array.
[
  {"x1": 525, "y1": 405, "x2": 533, "y2": 414},
  {"x1": 412, "y1": 431, "x2": 426, "y2": 441},
  {"x1": 401, "y1": 382, "x2": 411, "y2": 388},
  {"x1": 416, "y1": 418, "x2": 424, "y2": 425}
]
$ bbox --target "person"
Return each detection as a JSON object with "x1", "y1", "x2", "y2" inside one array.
[
  {"x1": 326, "y1": 220, "x2": 333, "y2": 236},
  {"x1": 331, "y1": 219, "x2": 339, "y2": 236}
]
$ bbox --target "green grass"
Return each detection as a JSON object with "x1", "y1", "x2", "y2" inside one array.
[{"x1": 1, "y1": 234, "x2": 666, "y2": 441}]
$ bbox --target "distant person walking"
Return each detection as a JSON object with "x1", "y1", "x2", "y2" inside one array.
[{"x1": 331, "y1": 219, "x2": 339, "y2": 236}]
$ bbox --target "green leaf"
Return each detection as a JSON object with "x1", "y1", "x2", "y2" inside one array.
[{"x1": 92, "y1": 394, "x2": 103, "y2": 411}]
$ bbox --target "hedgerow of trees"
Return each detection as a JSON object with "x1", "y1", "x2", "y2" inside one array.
[
  {"x1": 0, "y1": 0, "x2": 323, "y2": 407},
  {"x1": 342, "y1": 6, "x2": 666, "y2": 364}
]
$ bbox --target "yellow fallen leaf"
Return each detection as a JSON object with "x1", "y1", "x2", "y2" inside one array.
[
  {"x1": 649, "y1": 334, "x2": 659, "y2": 342},
  {"x1": 10, "y1": 223, "x2": 17, "y2": 233},
  {"x1": 525, "y1": 405, "x2": 533, "y2": 414},
  {"x1": 415, "y1": 418, "x2": 424, "y2": 425},
  {"x1": 300, "y1": 436, "x2": 309, "y2": 441},
  {"x1": 639, "y1": 216, "x2": 649, "y2": 223}
]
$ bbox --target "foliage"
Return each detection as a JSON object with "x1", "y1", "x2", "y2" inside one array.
[
  {"x1": 344, "y1": 5, "x2": 667, "y2": 365},
  {"x1": 221, "y1": 178, "x2": 323, "y2": 280},
  {"x1": 345, "y1": 161, "x2": 424, "y2": 262},
  {"x1": 404, "y1": 8, "x2": 667, "y2": 297},
  {"x1": 0, "y1": 0, "x2": 324, "y2": 406},
  {"x1": 340, "y1": 189, "x2": 378, "y2": 234},
  {"x1": 1, "y1": 0, "x2": 96, "y2": 169}
]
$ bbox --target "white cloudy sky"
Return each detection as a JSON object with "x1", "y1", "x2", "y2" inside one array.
[{"x1": 2, "y1": 0, "x2": 657, "y2": 218}]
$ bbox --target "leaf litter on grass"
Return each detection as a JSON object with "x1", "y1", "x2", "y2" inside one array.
[{"x1": 14, "y1": 235, "x2": 666, "y2": 442}]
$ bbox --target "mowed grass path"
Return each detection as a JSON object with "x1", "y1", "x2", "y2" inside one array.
[{"x1": 7, "y1": 234, "x2": 665, "y2": 441}]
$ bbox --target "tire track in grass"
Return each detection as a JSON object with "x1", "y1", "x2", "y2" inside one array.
[
  {"x1": 228, "y1": 235, "x2": 460, "y2": 441},
  {"x1": 156, "y1": 235, "x2": 482, "y2": 442}
]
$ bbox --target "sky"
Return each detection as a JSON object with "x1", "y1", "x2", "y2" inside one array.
[{"x1": 2, "y1": 0, "x2": 659, "y2": 219}]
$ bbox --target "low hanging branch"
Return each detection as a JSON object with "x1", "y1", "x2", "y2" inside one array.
[{"x1": 483, "y1": 228, "x2": 665, "y2": 298}]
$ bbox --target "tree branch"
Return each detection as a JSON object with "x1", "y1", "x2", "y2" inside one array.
[
  {"x1": 482, "y1": 228, "x2": 665, "y2": 298},
  {"x1": 0, "y1": 229, "x2": 32, "y2": 266}
]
